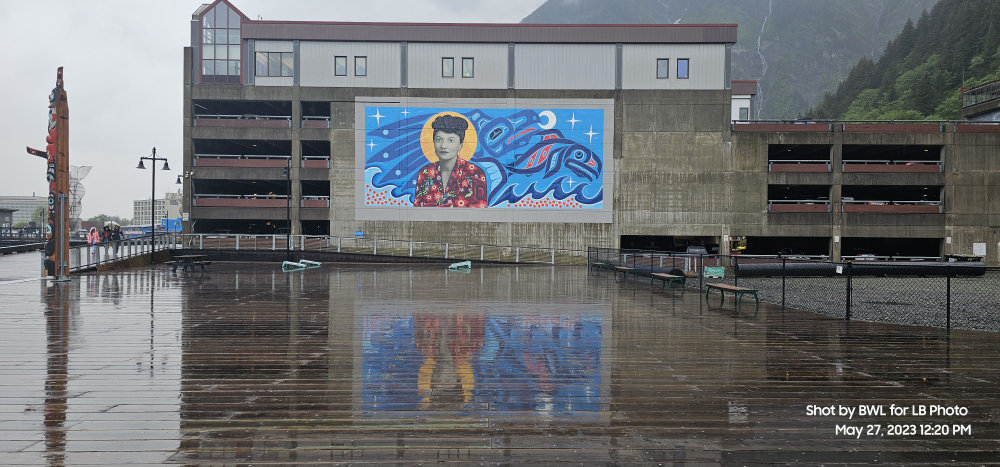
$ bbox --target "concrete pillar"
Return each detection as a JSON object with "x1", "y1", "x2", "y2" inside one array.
[
  {"x1": 290, "y1": 99, "x2": 302, "y2": 235},
  {"x1": 830, "y1": 124, "x2": 843, "y2": 261}
]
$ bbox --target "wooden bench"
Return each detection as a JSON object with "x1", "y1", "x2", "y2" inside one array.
[
  {"x1": 705, "y1": 283, "x2": 760, "y2": 317},
  {"x1": 168, "y1": 260, "x2": 212, "y2": 272},
  {"x1": 613, "y1": 266, "x2": 637, "y2": 280},
  {"x1": 650, "y1": 273, "x2": 685, "y2": 289}
]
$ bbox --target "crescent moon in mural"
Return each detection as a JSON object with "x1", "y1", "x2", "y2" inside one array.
[{"x1": 539, "y1": 110, "x2": 557, "y2": 130}]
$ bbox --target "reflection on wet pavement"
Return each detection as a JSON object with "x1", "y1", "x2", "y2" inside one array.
[{"x1": 0, "y1": 260, "x2": 998, "y2": 464}]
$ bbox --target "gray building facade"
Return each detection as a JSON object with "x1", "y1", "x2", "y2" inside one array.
[{"x1": 183, "y1": 0, "x2": 1000, "y2": 264}]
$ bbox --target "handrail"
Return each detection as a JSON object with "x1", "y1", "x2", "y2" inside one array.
[
  {"x1": 842, "y1": 159, "x2": 940, "y2": 164},
  {"x1": 195, "y1": 154, "x2": 291, "y2": 159},
  {"x1": 175, "y1": 233, "x2": 587, "y2": 265},
  {"x1": 194, "y1": 194, "x2": 290, "y2": 199},
  {"x1": 768, "y1": 199, "x2": 830, "y2": 204},
  {"x1": 194, "y1": 114, "x2": 291, "y2": 121},
  {"x1": 841, "y1": 199, "x2": 940, "y2": 205},
  {"x1": 767, "y1": 159, "x2": 830, "y2": 164}
]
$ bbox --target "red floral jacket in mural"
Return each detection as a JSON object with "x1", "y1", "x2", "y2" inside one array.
[{"x1": 413, "y1": 159, "x2": 488, "y2": 207}]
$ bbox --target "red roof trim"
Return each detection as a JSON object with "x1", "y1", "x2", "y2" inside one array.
[
  {"x1": 199, "y1": 0, "x2": 248, "y2": 22},
  {"x1": 245, "y1": 19, "x2": 737, "y2": 28}
]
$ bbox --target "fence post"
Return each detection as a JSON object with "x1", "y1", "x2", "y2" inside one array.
[
  {"x1": 374, "y1": 239, "x2": 378, "y2": 255},
  {"x1": 445, "y1": 243, "x2": 450, "y2": 259},
  {"x1": 199, "y1": 234, "x2": 203, "y2": 250},
  {"x1": 551, "y1": 249, "x2": 555, "y2": 265},
  {"x1": 781, "y1": 258, "x2": 787, "y2": 309},
  {"x1": 946, "y1": 266, "x2": 952, "y2": 331},
  {"x1": 515, "y1": 247, "x2": 519, "y2": 263},
  {"x1": 337, "y1": 237, "x2": 342, "y2": 253},
  {"x1": 481, "y1": 245, "x2": 485, "y2": 261},
  {"x1": 409, "y1": 242, "x2": 413, "y2": 257},
  {"x1": 698, "y1": 254, "x2": 703, "y2": 290},
  {"x1": 845, "y1": 262, "x2": 853, "y2": 321},
  {"x1": 733, "y1": 255, "x2": 739, "y2": 287},
  {"x1": 235, "y1": 235, "x2": 240, "y2": 250}
]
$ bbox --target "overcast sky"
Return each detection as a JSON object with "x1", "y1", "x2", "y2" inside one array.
[{"x1": 0, "y1": 0, "x2": 545, "y2": 220}]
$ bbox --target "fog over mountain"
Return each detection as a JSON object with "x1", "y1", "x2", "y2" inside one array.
[{"x1": 521, "y1": 0, "x2": 938, "y2": 119}]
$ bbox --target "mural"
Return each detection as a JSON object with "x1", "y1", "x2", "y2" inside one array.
[
  {"x1": 364, "y1": 106, "x2": 605, "y2": 209},
  {"x1": 361, "y1": 312, "x2": 603, "y2": 419}
]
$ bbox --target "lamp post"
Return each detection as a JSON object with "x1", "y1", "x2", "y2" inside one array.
[
  {"x1": 137, "y1": 147, "x2": 170, "y2": 265},
  {"x1": 282, "y1": 166, "x2": 291, "y2": 261}
]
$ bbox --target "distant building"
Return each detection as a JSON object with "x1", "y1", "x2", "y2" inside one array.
[
  {"x1": 134, "y1": 191, "x2": 182, "y2": 227},
  {"x1": 960, "y1": 79, "x2": 1000, "y2": 121},
  {"x1": 0, "y1": 196, "x2": 46, "y2": 226},
  {"x1": 0, "y1": 208, "x2": 14, "y2": 236},
  {"x1": 731, "y1": 80, "x2": 757, "y2": 121}
]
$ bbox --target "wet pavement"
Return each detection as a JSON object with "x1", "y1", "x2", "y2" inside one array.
[{"x1": 1, "y1": 254, "x2": 998, "y2": 465}]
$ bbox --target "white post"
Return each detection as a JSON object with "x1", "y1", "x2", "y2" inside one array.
[
  {"x1": 235, "y1": 235, "x2": 240, "y2": 250},
  {"x1": 337, "y1": 237, "x2": 341, "y2": 252},
  {"x1": 199, "y1": 234, "x2": 203, "y2": 249},
  {"x1": 516, "y1": 247, "x2": 520, "y2": 263},
  {"x1": 409, "y1": 242, "x2": 413, "y2": 257},
  {"x1": 480, "y1": 245, "x2": 484, "y2": 261},
  {"x1": 551, "y1": 249, "x2": 555, "y2": 264},
  {"x1": 374, "y1": 239, "x2": 378, "y2": 255},
  {"x1": 444, "y1": 243, "x2": 449, "y2": 259}
]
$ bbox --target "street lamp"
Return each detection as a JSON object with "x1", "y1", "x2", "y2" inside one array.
[
  {"x1": 281, "y1": 166, "x2": 290, "y2": 261},
  {"x1": 137, "y1": 147, "x2": 170, "y2": 265}
]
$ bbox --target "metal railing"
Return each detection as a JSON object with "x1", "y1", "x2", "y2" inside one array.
[
  {"x1": 961, "y1": 80, "x2": 1000, "y2": 108},
  {"x1": 67, "y1": 234, "x2": 173, "y2": 273},
  {"x1": 193, "y1": 114, "x2": 292, "y2": 127},
  {"x1": 587, "y1": 248, "x2": 999, "y2": 331},
  {"x1": 174, "y1": 233, "x2": 587, "y2": 265}
]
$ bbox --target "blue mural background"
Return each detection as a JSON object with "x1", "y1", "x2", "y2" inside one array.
[
  {"x1": 364, "y1": 106, "x2": 605, "y2": 209},
  {"x1": 361, "y1": 313, "x2": 603, "y2": 418}
]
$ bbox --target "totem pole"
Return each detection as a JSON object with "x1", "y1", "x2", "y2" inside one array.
[{"x1": 27, "y1": 68, "x2": 70, "y2": 279}]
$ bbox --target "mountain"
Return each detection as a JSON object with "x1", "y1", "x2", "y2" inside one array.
[
  {"x1": 810, "y1": 0, "x2": 1000, "y2": 120},
  {"x1": 521, "y1": 0, "x2": 938, "y2": 119}
]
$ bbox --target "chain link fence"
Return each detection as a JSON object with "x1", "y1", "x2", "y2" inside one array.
[{"x1": 588, "y1": 248, "x2": 999, "y2": 332}]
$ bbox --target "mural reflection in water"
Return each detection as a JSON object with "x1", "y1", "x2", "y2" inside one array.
[{"x1": 361, "y1": 306, "x2": 606, "y2": 422}]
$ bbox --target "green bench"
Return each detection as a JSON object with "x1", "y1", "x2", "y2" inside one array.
[
  {"x1": 650, "y1": 273, "x2": 685, "y2": 289},
  {"x1": 705, "y1": 283, "x2": 760, "y2": 317}
]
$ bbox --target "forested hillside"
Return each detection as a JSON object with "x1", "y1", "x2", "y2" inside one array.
[
  {"x1": 521, "y1": 0, "x2": 936, "y2": 119},
  {"x1": 810, "y1": 0, "x2": 1000, "y2": 120}
]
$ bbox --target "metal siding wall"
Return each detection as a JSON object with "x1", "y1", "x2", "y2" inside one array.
[
  {"x1": 515, "y1": 44, "x2": 616, "y2": 90},
  {"x1": 621, "y1": 44, "x2": 726, "y2": 90},
  {"x1": 408, "y1": 43, "x2": 507, "y2": 89},
  {"x1": 299, "y1": 41, "x2": 400, "y2": 88},
  {"x1": 255, "y1": 40, "x2": 294, "y2": 53}
]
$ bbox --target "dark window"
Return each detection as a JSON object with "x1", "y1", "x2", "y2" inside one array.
[
  {"x1": 200, "y1": 2, "x2": 241, "y2": 83},
  {"x1": 739, "y1": 107, "x2": 749, "y2": 120},
  {"x1": 656, "y1": 58, "x2": 669, "y2": 79},
  {"x1": 355, "y1": 56, "x2": 367, "y2": 76},
  {"x1": 442, "y1": 57, "x2": 454, "y2": 78},
  {"x1": 462, "y1": 57, "x2": 474, "y2": 78},
  {"x1": 677, "y1": 58, "x2": 689, "y2": 79},
  {"x1": 255, "y1": 52, "x2": 293, "y2": 77},
  {"x1": 334, "y1": 56, "x2": 346, "y2": 76}
]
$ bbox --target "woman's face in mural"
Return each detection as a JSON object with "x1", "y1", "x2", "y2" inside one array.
[{"x1": 433, "y1": 131, "x2": 463, "y2": 163}]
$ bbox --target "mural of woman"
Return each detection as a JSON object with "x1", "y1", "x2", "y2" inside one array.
[{"x1": 413, "y1": 114, "x2": 488, "y2": 207}]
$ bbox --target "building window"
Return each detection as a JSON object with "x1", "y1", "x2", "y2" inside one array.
[
  {"x1": 355, "y1": 56, "x2": 367, "y2": 76},
  {"x1": 442, "y1": 57, "x2": 454, "y2": 78},
  {"x1": 677, "y1": 58, "x2": 689, "y2": 79},
  {"x1": 200, "y1": 2, "x2": 242, "y2": 84},
  {"x1": 462, "y1": 57, "x2": 474, "y2": 78},
  {"x1": 334, "y1": 56, "x2": 347, "y2": 76},
  {"x1": 739, "y1": 107, "x2": 749, "y2": 120},
  {"x1": 255, "y1": 52, "x2": 293, "y2": 77},
  {"x1": 656, "y1": 58, "x2": 669, "y2": 79}
]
